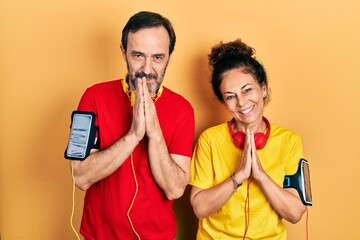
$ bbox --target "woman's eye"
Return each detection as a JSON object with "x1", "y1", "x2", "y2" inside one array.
[
  {"x1": 243, "y1": 88, "x2": 252, "y2": 94},
  {"x1": 226, "y1": 95, "x2": 235, "y2": 101}
]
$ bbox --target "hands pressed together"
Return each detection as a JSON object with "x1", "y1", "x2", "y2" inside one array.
[
  {"x1": 235, "y1": 129, "x2": 265, "y2": 184},
  {"x1": 129, "y1": 77, "x2": 190, "y2": 199},
  {"x1": 131, "y1": 77, "x2": 161, "y2": 142}
]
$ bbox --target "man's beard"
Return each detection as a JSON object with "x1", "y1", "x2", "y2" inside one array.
[
  {"x1": 130, "y1": 72, "x2": 159, "y2": 93},
  {"x1": 128, "y1": 68, "x2": 167, "y2": 96}
]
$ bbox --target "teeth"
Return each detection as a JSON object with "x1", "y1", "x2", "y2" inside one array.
[{"x1": 241, "y1": 106, "x2": 253, "y2": 114}]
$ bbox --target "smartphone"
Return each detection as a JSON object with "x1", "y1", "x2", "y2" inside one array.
[
  {"x1": 301, "y1": 159, "x2": 313, "y2": 205},
  {"x1": 65, "y1": 111, "x2": 96, "y2": 160},
  {"x1": 283, "y1": 158, "x2": 313, "y2": 206}
]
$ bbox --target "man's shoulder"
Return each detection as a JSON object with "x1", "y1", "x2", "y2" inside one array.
[
  {"x1": 88, "y1": 79, "x2": 121, "y2": 90},
  {"x1": 83, "y1": 79, "x2": 122, "y2": 97},
  {"x1": 162, "y1": 86, "x2": 193, "y2": 109}
]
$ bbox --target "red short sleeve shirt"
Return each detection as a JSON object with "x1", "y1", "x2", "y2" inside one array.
[{"x1": 77, "y1": 80, "x2": 195, "y2": 240}]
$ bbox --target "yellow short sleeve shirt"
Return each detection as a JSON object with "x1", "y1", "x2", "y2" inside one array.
[{"x1": 190, "y1": 121, "x2": 303, "y2": 240}]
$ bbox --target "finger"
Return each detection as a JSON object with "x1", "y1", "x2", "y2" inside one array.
[
  {"x1": 249, "y1": 130, "x2": 256, "y2": 153},
  {"x1": 244, "y1": 129, "x2": 251, "y2": 153},
  {"x1": 238, "y1": 130, "x2": 252, "y2": 178},
  {"x1": 142, "y1": 77, "x2": 156, "y2": 114},
  {"x1": 141, "y1": 77, "x2": 150, "y2": 111},
  {"x1": 138, "y1": 78, "x2": 145, "y2": 110},
  {"x1": 240, "y1": 130, "x2": 251, "y2": 170},
  {"x1": 250, "y1": 130, "x2": 258, "y2": 164},
  {"x1": 142, "y1": 77, "x2": 152, "y2": 102},
  {"x1": 133, "y1": 78, "x2": 141, "y2": 112},
  {"x1": 132, "y1": 78, "x2": 146, "y2": 138},
  {"x1": 133, "y1": 78, "x2": 145, "y2": 124},
  {"x1": 137, "y1": 78, "x2": 143, "y2": 97}
]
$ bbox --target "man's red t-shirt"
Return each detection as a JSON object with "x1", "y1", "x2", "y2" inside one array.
[{"x1": 76, "y1": 80, "x2": 195, "y2": 240}]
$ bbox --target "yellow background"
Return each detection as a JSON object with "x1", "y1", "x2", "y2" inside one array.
[{"x1": 1, "y1": 0, "x2": 360, "y2": 239}]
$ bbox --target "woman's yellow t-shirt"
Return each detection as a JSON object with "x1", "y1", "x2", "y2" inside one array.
[{"x1": 190, "y1": 121, "x2": 303, "y2": 240}]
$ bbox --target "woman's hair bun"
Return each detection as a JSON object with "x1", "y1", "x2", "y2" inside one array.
[{"x1": 209, "y1": 39, "x2": 255, "y2": 67}]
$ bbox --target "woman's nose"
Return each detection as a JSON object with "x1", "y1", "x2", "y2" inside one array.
[{"x1": 237, "y1": 95, "x2": 245, "y2": 106}]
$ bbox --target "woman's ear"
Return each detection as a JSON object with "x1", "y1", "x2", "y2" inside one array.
[{"x1": 262, "y1": 86, "x2": 267, "y2": 98}]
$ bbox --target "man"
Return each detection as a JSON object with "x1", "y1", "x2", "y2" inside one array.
[{"x1": 70, "y1": 11, "x2": 195, "y2": 239}]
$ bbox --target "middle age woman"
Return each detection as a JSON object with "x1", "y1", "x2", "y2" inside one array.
[{"x1": 189, "y1": 39, "x2": 307, "y2": 240}]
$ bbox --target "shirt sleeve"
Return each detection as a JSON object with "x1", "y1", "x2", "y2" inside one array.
[
  {"x1": 284, "y1": 132, "x2": 304, "y2": 175},
  {"x1": 167, "y1": 104, "x2": 195, "y2": 157},
  {"x1": 77, "y1": 87, "x2": 99, "y2": 126},
  {"x1": 189, "y1": 131, "x2": 215, "y2": 189}
]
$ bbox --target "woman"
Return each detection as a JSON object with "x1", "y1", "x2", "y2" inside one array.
[{"x1": 190, "y1": 39, "x2": 307, "y2": 239}]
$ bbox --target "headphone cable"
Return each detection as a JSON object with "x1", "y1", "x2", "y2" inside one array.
[
  {"x1": 127, "y1": 154, "x2": 141, "y2": 240},
  {"x1": 306, "y1": 207, "x2": 309, "y2": 240},
  {"x1": 242, "y1": 177, "x2": 252, "y2": 240},
  {"x1": 70, "y1": 161, "x2": 81, "y2": 240}
]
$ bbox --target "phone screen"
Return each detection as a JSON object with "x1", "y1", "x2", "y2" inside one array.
[
  {"x1": 66, "y1": 113, "x2": 93, "y2": 159},
  {"x1": 302, "y1": 161, "x2": 313, "y2": 204}
]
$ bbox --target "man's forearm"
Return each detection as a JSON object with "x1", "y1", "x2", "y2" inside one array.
[
  {"x1": 147, "y1": 134, "x2": 190, "y2": 200},
  {"x1": 72, "y1": 131, "x2": 141, "y2": 190}
]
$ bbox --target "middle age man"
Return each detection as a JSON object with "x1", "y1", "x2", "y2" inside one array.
[{"x1": 70, "y1": 11, "x2": 195, "y2": 239}]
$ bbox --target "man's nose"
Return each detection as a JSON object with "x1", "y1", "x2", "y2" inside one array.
[{"x1": 142, "y1": 58, "x2": 152, "y2": 75}]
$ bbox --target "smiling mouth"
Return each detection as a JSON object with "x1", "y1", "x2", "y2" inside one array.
[{"x1": 240, "y1": 105, "x2": 254, "y2": 114}]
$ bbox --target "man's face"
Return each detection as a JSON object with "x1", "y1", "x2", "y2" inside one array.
[{"x1": 122, "y1": 26, "x2": 171, "y2": 97}]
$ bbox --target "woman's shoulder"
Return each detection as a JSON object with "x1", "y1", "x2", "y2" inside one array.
[
  {"x1": 199, "y1": 122, "x2": 229, "y2": 139},
  {"x1": 270, "y1": 123, "x2": 302, "y2": 142}
]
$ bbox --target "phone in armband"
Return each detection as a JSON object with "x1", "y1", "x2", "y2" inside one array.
[
  {"x1": 283, "y1": 158, "x2": 313, "y2": 206},
  {"x1": 64, "y1": 111, "x2": 98, "y2": 161}
]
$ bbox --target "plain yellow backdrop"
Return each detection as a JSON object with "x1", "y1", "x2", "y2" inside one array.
[{"x1": 1, "y1": 0, "x2": 360, "y2": 239}]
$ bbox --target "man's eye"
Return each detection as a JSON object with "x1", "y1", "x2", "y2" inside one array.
[
  {"x1": 132, "y1": 53, "x2": 143, "y2": 60},
  {"x1": 153, "y1": 56, "x2": 164, "y2": 62}
]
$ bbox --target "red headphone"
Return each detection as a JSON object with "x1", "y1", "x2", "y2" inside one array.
[{"x1": 228, "y1": 117, "x2": 271, "y2": 150}]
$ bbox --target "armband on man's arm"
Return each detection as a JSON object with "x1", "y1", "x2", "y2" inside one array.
[{"x1": 64, "y1": 111, "x2": 99, "y2": 161}]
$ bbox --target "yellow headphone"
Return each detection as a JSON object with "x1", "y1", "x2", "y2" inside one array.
[{"x1": 121, "y1": 73, "x2": 163, "y2": 106}]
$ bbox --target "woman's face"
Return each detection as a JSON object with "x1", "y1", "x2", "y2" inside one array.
[{"x1": 219, "y1": 68, "x2": 267, "y2": 131}]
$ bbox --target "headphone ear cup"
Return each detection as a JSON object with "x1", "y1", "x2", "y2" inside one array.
[
  {"x1": 254, "y1": 133, "x2": 267, "y2": 150},
  {"x1": 228, "y1": 119, "x2": 246, "y2": 149},
  {"x1": 254, "y1": 117, "x2": 271, "y2": 149},
  {"x1": 229, "y1": 117, "x2": 271, "y2": 149},
  {"x1": 232, "y1": 131, "x2": 246, "y2": 149}
]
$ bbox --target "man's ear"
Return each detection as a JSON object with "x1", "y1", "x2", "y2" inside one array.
[
  {"x1": 168, "y1": 53, "x2": 173, "y2": 64},
  {"x1": 120, "y1": 44, "x2": 126, "y2": 61}
]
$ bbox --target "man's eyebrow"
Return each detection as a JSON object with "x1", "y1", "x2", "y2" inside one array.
[
  {"x1": 153, "y1": 53, "x2": 166, "y2": 57},
  {"x1": 131, "y1": 50, "x2": 143, "y2": 55}
]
